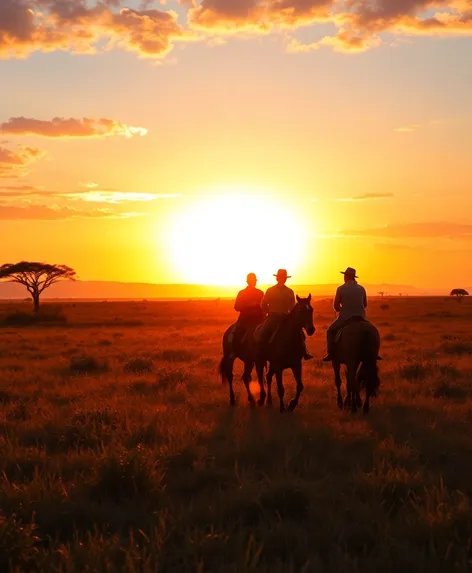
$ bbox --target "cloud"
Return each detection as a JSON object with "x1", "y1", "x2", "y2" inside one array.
[
  {"x1": 335, "y1": 193, "x2": 395, "y2": 202},
  {"x1": 0, "y1": 145, "x2": 46, "y2": 178},
  {"x1": 0, "y1": 186, "x2": 181, "y2": 204},
  {"x1": 0, "y1": 1, "x2": 187, "y2": 59},
  {"x1": 188, "y1": 0, "x2": 333, "y2": 33},
  {"x1": 0, "y1": 117, "x2": 148, "y2": 138},
  {"x1": 0, "y1": 203, "x2": 147, "y2": 220},
  {"x1": 394, "y1": 124, "x2": 421, "y2": 133},
  {"x1": 64, "y1": 191, "x2": 181, "y2": 204},
  {"x1": 2, "y1": 0, "x2": 472, "y2": 59},
  {"x1": 342, "y1": 221, "x2": 472, "y2": 239}
]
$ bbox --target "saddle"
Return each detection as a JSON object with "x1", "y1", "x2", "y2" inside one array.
[{"x1": 334, "y1": 316, "x2": 368, "y2": 344}]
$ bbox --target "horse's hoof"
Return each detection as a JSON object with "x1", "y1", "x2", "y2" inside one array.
[
  {"x1": 288, "y1": 399, "x2": 298, "y2": 411},
  {"x1": 257, "y1": 398, "x2": 265, "y2": 407},
  {"x1": 280, "y1": 406, "x2": 286, "y2": 413},
  {"x1": 267, "y1": 398, "x2": 273, "y2": 407},
  {"x1": 337, "y1": 399, "x2": 343, "y2": 410},
  {"x1": 363, "y1": 406, "x2": 370, "y2": 415},
  {"x1": 230, "y1": 400, "x2": 236, "y2": 407}
]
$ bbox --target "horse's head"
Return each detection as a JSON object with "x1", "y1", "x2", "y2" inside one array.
[{"x1": 295, "y1": 294, "x2": 316, "y2": 336}]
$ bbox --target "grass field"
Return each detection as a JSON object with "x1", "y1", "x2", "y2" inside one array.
[{"x1": 1, "y1": 296, "x2": 472, "y2": 572}]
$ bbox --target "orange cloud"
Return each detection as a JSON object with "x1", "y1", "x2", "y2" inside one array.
[
  {"x1": 188, "y1": 0, "x2": 332, "y2": 32},
  {"x1": 0, "y1": 1, "x2": 186, "y2": 59},
  {"x1": 0, "y1": 145, "x2": 46, "y2": 178},
  {"x1": 2, "y1": 0, "x2": 472, "y2": 58},
  {"x1": 0, "y1": 117, "x2": 148, "y2": 138}
]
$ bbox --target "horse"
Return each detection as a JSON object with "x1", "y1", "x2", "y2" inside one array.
[
  {"x1": 219, "y1": 319, "x2": 266, "y2": 408},
  {"x1": 331, "y1": 319, "x2": 381, "y2": 415},
  {"x1": 254, "y1": 295, "x2": 316, "y2": 413}
]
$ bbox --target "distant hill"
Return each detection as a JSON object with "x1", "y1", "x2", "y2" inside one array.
[{"x1": 0, "y1": 280, "x2": 438, "y2": 301}]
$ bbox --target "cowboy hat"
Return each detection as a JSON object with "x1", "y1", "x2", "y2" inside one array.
[
  {"x1": 274, "y1": 269, "x2": 291, "y2": 278},
  {"x1": 340, "y1": 267, "x2": 358, "y2": 278}
]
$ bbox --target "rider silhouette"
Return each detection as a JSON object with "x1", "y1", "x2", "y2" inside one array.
[
  {"x1": 258, "y1": 269, "x2": 313, "y2": 360},
  {"x1": 232, "y1": 273, "x2": 265, "y2": 353}
]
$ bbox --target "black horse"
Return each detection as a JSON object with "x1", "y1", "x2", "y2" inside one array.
[
  {"x1": 255, "y1": 295, "x2": 316, "y2": 412},
  {"x1": 331, "y1": 319, "x2": 381, "y2": 415}
]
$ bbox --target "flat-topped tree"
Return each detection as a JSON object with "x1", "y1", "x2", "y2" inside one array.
[
  {"x1": 0, "y1": 262, "x2": 76, "y2": 312},
  {"x1": 450, "y1": 289, "x2": 469, "y2": 301}
]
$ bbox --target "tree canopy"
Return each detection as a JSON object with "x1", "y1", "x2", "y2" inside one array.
[{"x1": 450, "y1": 289, "x2": 469, "y2": 297}]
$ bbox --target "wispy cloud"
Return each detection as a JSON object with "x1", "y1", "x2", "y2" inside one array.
[
  {"x1": 335, "y1": 193, "x2": 394, "y2": 202},
  {"x1": 0, "y1": 117, "x2": 148, "y2": 139},
  {"x1": 0, "y1": 145, "x2": 46, "y2": 178},
  {"x1": 65, "y1": 191, "x2": 181, "y2": 204},
  {"x1": 0, "y1": 204, "x2": 147, "y2": 220},
  {"x1": 393, "y1": 125, "x2": 421, "y2": 133},
  {"x1": 341, "y1": 222, "x2": 472, "y2": 239}
]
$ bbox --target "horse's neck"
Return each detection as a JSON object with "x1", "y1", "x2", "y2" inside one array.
[{"x1": 282, "y1": 312, "x2": 301, "y2": 338}]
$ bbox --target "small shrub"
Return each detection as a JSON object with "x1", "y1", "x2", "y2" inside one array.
[
  {"x1": 156, "y1": 349, "x2": 195, "y2": 363},
  {"x1": 124, "y1": 357, "x2": 154, "y2": 374},
  {"x1": 380, "y1": 304, "x2": 390, "y2": 311},
  {"x1": 433, "y1": 382, "x2": 468, "y2": 400},
  {"x1": 0, "y1": 512, "x2": 40, "y2": 571},
  {"x1": 384, "y1": 333, "x2": 397, "y2": 342},
  {"x1": 4, "y1": 309, "x2": 68, "y2": 326},
  {"x1": 399, "y1": 359, "x2": 434, "y2": 381},
  {"x1": 69, "y1": 355, "x2": 108, "y2": 375},
  {"x1": 442, "y1": 341, "x2": 472, "y2": 356},
  {"x1": 89, "y1": 448, "x2": 163, "y2": 503}
]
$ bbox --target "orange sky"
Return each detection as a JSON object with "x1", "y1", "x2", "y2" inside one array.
[{"x1": 2, "y1": 0, "x2": 472, "y2": 289}]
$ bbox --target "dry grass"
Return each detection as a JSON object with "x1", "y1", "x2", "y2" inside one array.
[{"x1": 0, "y1": 297, "x2": 472, "y2": 572}]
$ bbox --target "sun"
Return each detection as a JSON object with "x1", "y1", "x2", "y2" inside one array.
[{"x1": 165, "y1": 191, "x2": 307, "y2": 285}]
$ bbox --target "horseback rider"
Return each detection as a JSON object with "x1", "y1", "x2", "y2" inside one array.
[
  {"x1": 231, "y1": 273, "x2": 265, "y2": 354},
  {"x1": 323, "y1": 267, "x2": 367, "y2": 362},
  {"x1": 258, "y1": 269, "x2": 313, "y2": 360}
]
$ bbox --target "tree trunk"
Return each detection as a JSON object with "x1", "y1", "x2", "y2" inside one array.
[{"x1": 32, "y1": 292, "x2": 40, "y2": 312}]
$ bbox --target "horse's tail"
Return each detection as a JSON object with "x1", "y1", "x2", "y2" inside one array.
[
  {"x1": 218, "y1": 357, "x2": 228, "y2": 385},
  {"x1": 360, "y1": 326, "x2": 380, "y2": 397}
]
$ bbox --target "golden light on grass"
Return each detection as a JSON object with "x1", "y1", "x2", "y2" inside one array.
[{"x1": 166, "y1": 191, "x2": 308, "y2": 285}]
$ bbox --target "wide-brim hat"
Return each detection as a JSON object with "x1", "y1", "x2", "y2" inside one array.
[
  {"x1": 341, "y1": 267, "x2": 358, "y2": 278},
  {"x1": 274, "y1": 269, "x2": 291, "y2": 278}
]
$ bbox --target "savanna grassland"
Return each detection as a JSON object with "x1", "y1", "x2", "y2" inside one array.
[{"x1": 1, "y1": 296, "x2": 472, "y2": 573}]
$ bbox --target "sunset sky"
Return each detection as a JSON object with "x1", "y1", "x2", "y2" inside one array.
[{"x1": 2, "y1": 0, "x2": 472, "y2": 289}]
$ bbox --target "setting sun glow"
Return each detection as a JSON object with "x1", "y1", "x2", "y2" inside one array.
[{"x1": 165, "y1": 193, "x2": 307, "y2": 285}]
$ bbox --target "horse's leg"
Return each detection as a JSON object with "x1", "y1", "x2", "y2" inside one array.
[
  {"x1": 242, "y1": 360, "x2": 256, "y2": 408},
  {"x1": 288, "y1": 361, "x2": 303, "y2": 412},
  {"x1": 276, "y1": 369, "x2": 285, "y2": 413},
  {"x1": 355, "y1": 366, "x2": 363, "y2": 410},
  {"x1": 226, "y1": 357, "x2": 236, "y2": 406},
  {"x1": 266, "y1": 367, "x2": 274, "y2": 406},
  {"x1": 255, "y1": 360, "x2": 266, "y2": 406},
  {"x1": 347, "y1": 364, "x2": 358, "y2": 414},
  {"x1": 334, "y1": 361, "x2": 343, "y2": 410}
]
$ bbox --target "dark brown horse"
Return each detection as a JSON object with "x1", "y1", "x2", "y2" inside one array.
[
  {"x1": 255, "y1": 295, "x2": 316, "y2": 413},
  {"x1": 331, "y1": 319, "x2": 381, "y2": 415}
]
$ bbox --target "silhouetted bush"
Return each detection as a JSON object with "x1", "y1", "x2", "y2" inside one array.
[
  {"x1": 124, "y1": 357, "x2": 154, "y2": 374},
  {"x1": 4, "y1": 308, "x2": 68, "y2": 326},
  {"x1": 69, "y1": 355, "x2": 108, "y2": 375}
]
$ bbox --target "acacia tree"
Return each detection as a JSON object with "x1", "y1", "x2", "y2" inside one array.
[
  {"x1": 0, "y1": 262, "x2": 77, "y2": 312},
  {"x1": 450, "y1": 288, "x2": 469, "y2": 302}
]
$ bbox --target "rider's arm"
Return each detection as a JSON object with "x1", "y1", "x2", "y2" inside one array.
[
  {"x1": 260, "y1": 290, "x2": 270, "y2": 312},
  {"x1": 333, "y1": 287, "x2": 342, "y2": 312},
  {"x1": 234, "y1": 291, "x2": 243, "y2": 312},
  {"x1": 363, "y1": 288, "x2": 368, "y2": 309}
]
